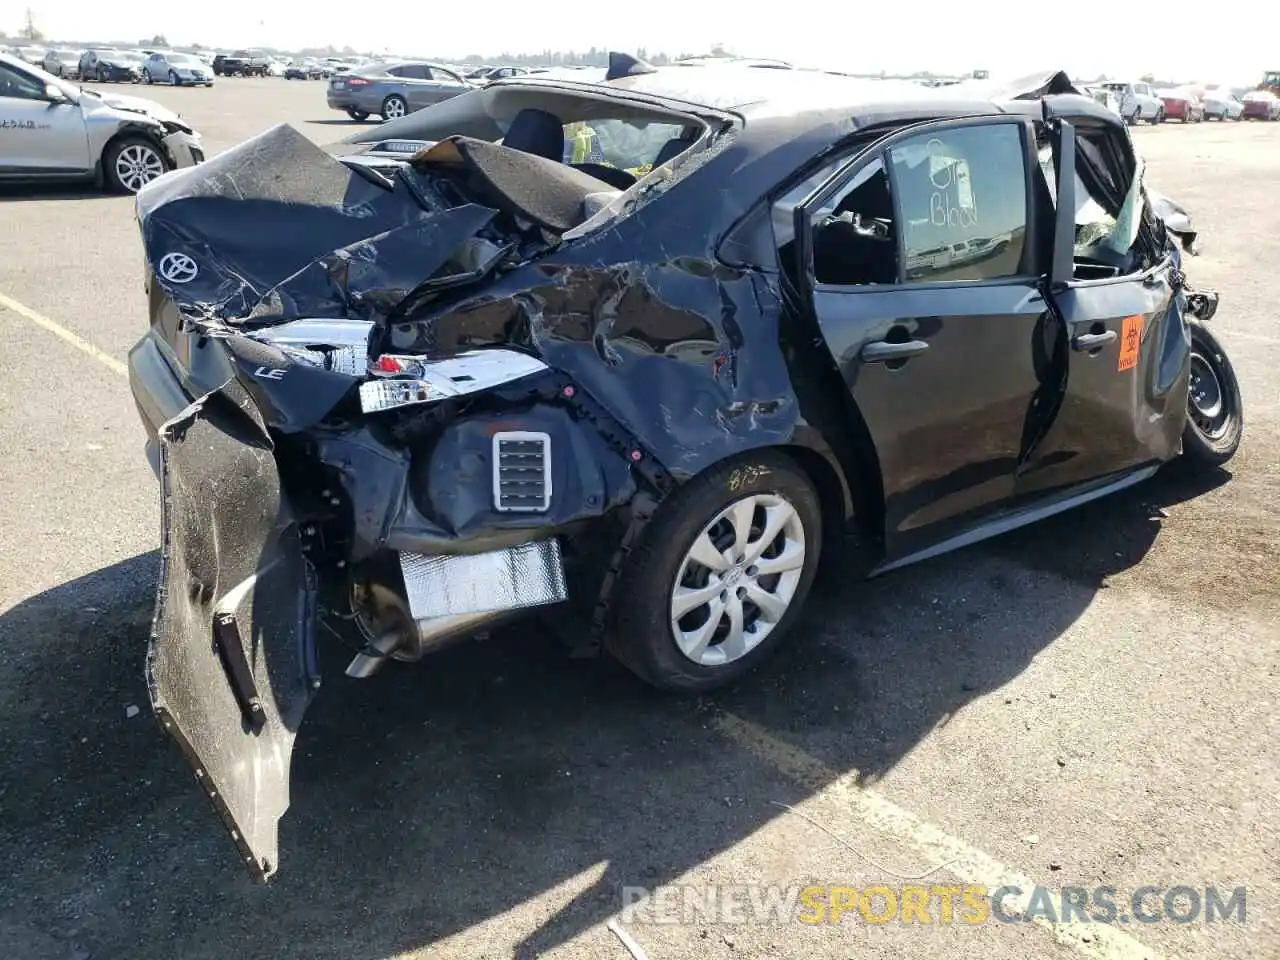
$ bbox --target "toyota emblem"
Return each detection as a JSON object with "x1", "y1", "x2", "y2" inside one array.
[{"x1": 158, "y1": 252, "x2": 199, "y2": 284}]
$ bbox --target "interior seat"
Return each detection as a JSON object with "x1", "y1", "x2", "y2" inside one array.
[
  {"x1": 501, "y1": 108, "x2": 565, "y2": 161},
  {"x1": 652, "y1": 132, "x2": 699, "y2": 168}
]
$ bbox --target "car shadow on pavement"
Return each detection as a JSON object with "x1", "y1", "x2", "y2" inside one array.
[
  {"x1": 308, "y1": 118, "x2": 379, "y2": 126},
  {"x1": 0, "y1": 184, "x2": 121, "y2": 203},
  {"x1": 0, "y1": 464, "x2": 1231, "y2": 960}
]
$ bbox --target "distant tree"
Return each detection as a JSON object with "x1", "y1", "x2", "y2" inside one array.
[
  {"x1": 1139, "y1": 72, "x2": 1155, "y2": 83},
  {"x1": 19, "y1": 8, "x2": 43, "y2": 41},
  {"x1": 143, "y1": 33, "x2": 168, "y2": 46}
]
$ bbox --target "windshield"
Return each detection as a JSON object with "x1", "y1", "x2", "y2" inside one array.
[
  {"x1": 1243, "y1": 90, "x2": 1275, "y2": 101},
  {"x1": 167, "y1": 54, "x2": 199, "y2": 65},
  {"x1": 54, "y1": 50, "x2": 77, "y2": 61}
]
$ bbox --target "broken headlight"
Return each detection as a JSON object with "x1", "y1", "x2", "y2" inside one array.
[{"x1": 359, "y1": 349, "x2": 550, "y2": 413}]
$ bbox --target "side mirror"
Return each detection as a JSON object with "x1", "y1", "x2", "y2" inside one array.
[{"x1": 44, "y1": 83, "x2": 68, "y2": 103}]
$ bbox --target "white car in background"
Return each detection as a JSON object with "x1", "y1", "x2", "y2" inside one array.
[
  {"x1": 1098, "y1": 80, "x2": 1165, "y2": 123},
  {"x1": 0, "y1": 51, "x2": 204, "y2": 192},
  {"x1": 1202, "y1": 88, "x2": 1245, "y2": 120}
]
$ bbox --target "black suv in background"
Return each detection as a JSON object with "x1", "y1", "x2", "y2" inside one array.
[{"x1": 213, "y1": 51, "x2": 269, "y2": 76}]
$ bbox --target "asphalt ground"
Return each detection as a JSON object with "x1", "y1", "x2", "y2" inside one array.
[{"x1": 0, "y1": 78, "x2": 1277, "y2": 960}]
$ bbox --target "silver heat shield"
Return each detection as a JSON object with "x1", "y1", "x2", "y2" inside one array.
[{"x1": 399, "y1": 539, "x2": 567, "y2": 620}]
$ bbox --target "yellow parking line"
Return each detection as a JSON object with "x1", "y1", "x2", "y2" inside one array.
[
  {"x1": 713, "y1": 711, "x2": 1166, "y2": 960},
  {"x1": 0, "y1": 291, "x2": 128, "y2": 377}
]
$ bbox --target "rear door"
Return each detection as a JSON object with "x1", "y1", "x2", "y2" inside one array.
[
  {"x1": 149, "y1": 385, "x2": 319, "y2": 883},
  {"x1": 792, "y1": 116, "x2": 1053, "y2": 560},
  {"x1": 1013, "y1": 112, "x2": 1189, "y2": 499}
]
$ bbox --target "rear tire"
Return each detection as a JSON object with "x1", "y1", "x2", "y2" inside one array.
[
  {"x1": 1182, "y1": 322, "x2": 1243, "y2": 468},
  {"x1": 606, "y1": 452, "x2": 823, "y2": 693},
  {"x1": 346, "y1": 107, "x2": 369, "y2": 121},
  {"x1": 381, "y1": 95, "x2": 408, "y2": 120}
]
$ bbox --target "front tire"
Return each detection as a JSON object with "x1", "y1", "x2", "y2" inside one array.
[
  {"x1": 1182, "y1": 322, "x2": 1243, "y2": 468},
  {"x1": 381, "y1": 94, "x2": 408, "y2": 120},
  {"x1": 103, "y1": 136, "x2": 169, "y2": 194},
  {"x1": 607, "y1": 453, "x2": 823, "y2": 692}
]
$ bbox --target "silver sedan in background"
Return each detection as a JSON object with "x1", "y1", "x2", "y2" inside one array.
[
  {"x1": 325, "y1": 60, "x2": 474, "y2": 121},
  {"x1": 41, "y1": 48, "x2": 82, "y2": 79},
  {"x1": 141, "y1": 51, "x2": 214, "y2": 87},
  {"x1": 1202, "y1": 88, "x2": 1245, "y2": 120},
  {"x1": 0, "y1": 52, "x2": 204, "y2": 192}
]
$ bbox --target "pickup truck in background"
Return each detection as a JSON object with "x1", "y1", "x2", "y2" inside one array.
[{"x1": 213, "y1": 51, "x2": 270, "y2": 77}]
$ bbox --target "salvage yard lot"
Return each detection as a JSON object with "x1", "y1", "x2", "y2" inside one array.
[{"x1": 1, "y1": 78, "x2": 1277, "y2": 960}]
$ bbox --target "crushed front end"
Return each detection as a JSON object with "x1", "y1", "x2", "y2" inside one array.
[{"x1": 128, "y1": 125, "x2": 668, "y2": 881}]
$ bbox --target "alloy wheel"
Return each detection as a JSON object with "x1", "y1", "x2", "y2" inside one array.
[
  {"x1": 669, "y1": 494, "x2": 806, "y2": 667},
  {"x1": 384, "y1": 97, "x2": 407, "y2": 119},
  {"x1": 115, "y1": 144, "x2": 165, "y2": 192}
]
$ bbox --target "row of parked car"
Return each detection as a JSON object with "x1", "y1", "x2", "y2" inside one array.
[
  {"x1": 1082, "y1": 80, "x2": 1280, "y2": 123},
  {"x1": 0, "y1": 44, "x2": 376, "y2": 86}
]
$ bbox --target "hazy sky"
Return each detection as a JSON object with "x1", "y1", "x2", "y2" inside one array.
[{"x1": 9, "y1": 0, "x2": 1271, "y2": 86}]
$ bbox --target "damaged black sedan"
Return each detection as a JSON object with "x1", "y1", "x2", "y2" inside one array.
[{"x1": 127, "y1": 58, "x2": 1243, "y2": 881}]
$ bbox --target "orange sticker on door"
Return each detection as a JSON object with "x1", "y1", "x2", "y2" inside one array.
[{"x1": 1117, "y1": 314, "x2": 1144, "y2": 371}]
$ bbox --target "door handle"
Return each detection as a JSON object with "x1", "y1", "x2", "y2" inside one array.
[
  {"x1": 861, "y1": 340, "x2": 929, "y2": 363},
  {"x1": 1071, "y1": 330, "x2": 1117, "y2": 351}
]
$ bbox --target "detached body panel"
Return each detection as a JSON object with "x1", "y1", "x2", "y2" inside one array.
[{"x1": 149, "y1": 393, "x2": 318, "y2": 883}]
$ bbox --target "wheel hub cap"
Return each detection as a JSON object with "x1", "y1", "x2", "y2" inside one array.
[
  {"x1": 669, "y1": 493, "x2": 806, "y2": 668},
  {"x1": 117, "y1": 145, "x2": 164, "y2": 192},
  {"x1": 1187, "y1": 351, "x2": 1230, "y2": 439}
]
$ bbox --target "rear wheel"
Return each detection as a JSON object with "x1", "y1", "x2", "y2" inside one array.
[
  {"x1": 1153, "y1": 107, "x2": 1165, "y2": 124},
  {"x1": 141, "y1": 68, "x2": 152, "y2": 84},
  {"x1": 607, "y1": 453, "x2": 823, "y2": 692},
  {"x1": 1182, "y1": 322, "x2": 1243, "y2": 468},
  {"x1": 103, "y1": 136, "x2": 169, "y2": 194},
  {"x1": 346, "y1": 107, "x2": 369, "y2": 121},
  {"x1": 381, "y1": 95, "x2": 408, "y2": 120}
]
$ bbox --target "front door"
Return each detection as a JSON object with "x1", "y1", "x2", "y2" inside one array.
[
  {"x1": 0, "y1": 61, "x2": 90, "y2": 173},
  {"x1": 1014, "y1": 113, "x2": 1189, "y2": 499},
  {"x1": 795, "y1": 117, "x2": 1052, "y2": 560}
]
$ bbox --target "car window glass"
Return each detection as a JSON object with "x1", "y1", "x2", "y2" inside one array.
[
  {"x1": 1035, "y1": 136, "x2": 1148, "y2": 266},
  {"x1": 0, "y1": 62, "x2": 45, "y2": 99},
  {"x1": 889, "y1": 124, "x2": 1028, "y2": 283}
]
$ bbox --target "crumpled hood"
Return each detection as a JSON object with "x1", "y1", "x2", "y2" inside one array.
[
  {"x1": 84, "y1": 90, "x2": 182, "y2": 126},
  {"x1": 136, "y1": 123, "x2": 506, "y2": 328}
]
